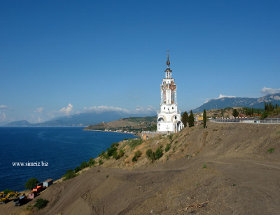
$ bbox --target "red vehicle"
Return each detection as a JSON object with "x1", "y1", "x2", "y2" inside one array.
[{"x1": 32, "y1": 183, "x2": 43, "y2": 193}]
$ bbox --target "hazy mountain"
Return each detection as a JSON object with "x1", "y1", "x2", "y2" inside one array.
[
  {"x1": 36, "y1": 111, "x2": 131, "y2": 127},
  {"x1": 193, "y1": 93, "x2": 280, "y2": 113},
  {"x1": 4, "y1": 120, "x2": 32, "y2": 127}
]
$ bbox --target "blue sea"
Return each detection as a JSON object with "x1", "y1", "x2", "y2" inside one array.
[{"x1": 0, "y1": 127, "x2": 135, "y2": 191}]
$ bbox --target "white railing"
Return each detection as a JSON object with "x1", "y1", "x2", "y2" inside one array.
[{"x1": 211, "y1": 118, "x2": 280, "y2": 124}]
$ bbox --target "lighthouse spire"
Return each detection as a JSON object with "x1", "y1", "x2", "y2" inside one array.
[{"x1": 166, "y1": 50, "x2": 170, "y2": 68}]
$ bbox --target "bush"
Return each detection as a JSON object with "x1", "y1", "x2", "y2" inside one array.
[
  {"x1": 74, "y1": 166, "x2": 81, "y2": 173},
  {"x1": 3, "y1": 189, "x2": 14, "y2": 195},
  {"x1": 132, "y1": 150, "x2": 142, "y2": 162},
  {"x1": 146, "y1": 149, "x2": 155, "y2": 162},
  {"x1": 154, "y1": 147, "x2": 163, "y2": 160},
  {"x1": 34, "y1": 198, "x2": 49, "y2": 209},
  {"x1": 63, "y1": 169, "x2": 76, "y2": 180},
  {"x1": 267, "y1": 148, "x2": 275, "y2": 153},
  {"x1": 128, "y1": 138, "x2": 143, "y2": 149},
  {"x1": 99, "y1": 159, "x2": 103, "y2": 165},
  {"x1": 165, "y1": 144, "x2": 171, "y2": 152},
  {"x1": 88, "y1": 158, "x2": 96, "y2": 166},
  {"x1": 118, "y1": 149, "x2": 125, "y2": 158},
  {"x1": 25, "y1": 178, "x2": 39, "y2": 190},
  {"x1": 80, "y1": 161, "x2": 89, "y2": 169}
]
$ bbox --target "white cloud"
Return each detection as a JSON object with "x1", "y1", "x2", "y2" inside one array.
[
  {"x1": 83, "y1": 105, "x2": 130, "y2": 113},
  {"x1": 0, "y1": 105, "x2": 8, "y2": 111},
  {"x1": 217, "y1": 94, "x2": 236, "y2": 99},
  {"x1": 59, "y1": 104, "x2": 73, "y2": 115},
  {"x1": 34, "y1": 107, "x2": 44, "y2": 113},
  {"x1": 82, "y1": 105, "x2": 156, "y2": 115},
  {"x1": 204, "y1": 94, "x2": 236, "y2": 103},
  {"x1": 261, "y1": 87, "x2": 280, "y2": 95}
]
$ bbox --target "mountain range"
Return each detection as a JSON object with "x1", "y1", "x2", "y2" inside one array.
[
  {"x1": 3, "y1": 93, "x2": 280, "y2": 127},
  {"x1": 193, "y1": 93, "x2": 280, "y2": 113}
]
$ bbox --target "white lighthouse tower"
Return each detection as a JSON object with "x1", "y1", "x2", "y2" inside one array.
[{"x1": 157, "y1": 54, "x2": 184, "y2": 133}]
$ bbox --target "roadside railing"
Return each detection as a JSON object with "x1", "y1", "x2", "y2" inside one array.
[{"x1": 211, "y1": 118, "x2": 280, "y2": 124}]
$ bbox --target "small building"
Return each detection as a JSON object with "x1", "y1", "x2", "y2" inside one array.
[{"x1": 43, "y1": 179, "x2": 53, "y2": 188}]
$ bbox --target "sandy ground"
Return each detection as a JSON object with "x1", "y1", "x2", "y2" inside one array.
[{"x1": 1, "y1": 123, "x2": 279, "y2": 215}]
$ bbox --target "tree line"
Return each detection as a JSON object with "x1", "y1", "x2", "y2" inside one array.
[{"x1": 181, "y1": 109, "x2": 207, "y2": 128}]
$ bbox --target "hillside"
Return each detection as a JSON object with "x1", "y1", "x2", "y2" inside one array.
[
  {"x1": 193, "y1": 93, "x2": 280, "y2": 112},
  {"x1": 85, "y1": 116, "x2": 157, "y2": 132},
  {"x1": 2, "y1": 122, "x2": 279, "y2": 215}
]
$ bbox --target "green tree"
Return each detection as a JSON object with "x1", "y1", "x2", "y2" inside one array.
[
  {"x1": 232, "y1": 109, "x2": 239, "y2": 118},
  {"x1": 188, "y1": 110, "x2": 194, "y2": 127},
  {"x1": 203, "y1": 109, "x2": 207, "y2": 128},
  {"x1": 25, "y1": 178, "x2": 39, "y2": 190},
  {"x1": 181, "y1": 111, "x2": 188, "y2": 127}
]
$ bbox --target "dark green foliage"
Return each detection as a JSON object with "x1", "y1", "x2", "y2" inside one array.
[
  {"x1": 128, "y1": 138, "x2": 143, "y2": 149},
  {"x1": 232, "y1": 109, "x2": 239, "y2": 118},
  {"x1": 132, "y1": 150, "x2": 142, "y2": 162},
  {"x1": 146, "y1": 147, "x2": 164, "y2": 161},
  {"x1": 267, "y1": 148, "x2": 275, "y2": 153},
  {"x1": 111, "y1": 142, "x2": 119, "y2": 148},
  {"x1": 262, "y1": 103, "x2": 280, "y2": 119},
  {"x1": 80, "y1": 161, "x2": 89, "y2": 169},
  {"x1": 99, "y1": 159, "x2": 103, "y2": 165},
  {"x1": 181, "y1": 111, "x2": 188, "y2": 127},
  {"x1": 63, "y1": 169, "x2": 76, "y2": 180},
  {"x1": 34, "y1": 198, "x2": 49, "y2": 209},
  {"x1": 3, "y1": 189, "x2": 14, "y2": 195},
  {"x1": 203, "y1": 164, "x2": 207, "y2": 168},
  {"x1": 74, "y1": 166, "x2": 81, "y2": 173},
  {"x1": 165, "y1": 144, "x2": 171, "y2": 152},
  {"x1": 107, "y1": 147, "x2": 117, "y2": 157},
  {"x1": 188, "y1": 110, "x2": 194, "y2": 127},
  {"x1": 25, "y1": 178, "x2": 39, "y2": 190},
  {"x1": 99, "y1": 151, "x2": 107, "y2": 159},
  {"x1": 154, "y1": 147, "x2": 163, "y2": 160},
  {"x1": 146, "y1": 149, "x2": 155, "y2": 161},
  {"x1": 88, "y1": 158, "x2": 96, "y2": 166},
  {"x1": 242, "y1": 107, "x2": 263, "y2": 116},
  {"x1": 203, "y1": 109, "x2": 207, "y2": 128},
  {"x1": 114, "y1": 149, "x2": 125, "y2": 160}
]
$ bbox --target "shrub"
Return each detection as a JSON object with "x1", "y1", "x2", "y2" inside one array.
[
  {"x1": 74, "y1": 166, "x2": 81, "y2": 173},
  {"x1": 118, "y1": 149, "x2": 125, "y2": 159},
  {"x1": 165, "y1": 144, "x2": 171, "y2": 152},
  {"x1": 107, "y1": 144, "x2": 118, "y2": 157},
  {"x1": 3, "y1": 189, "x2": 14, "y2": 195},
  {"x1": 63, "y1": 169, "x2": 76, "y2": 180},
  {"x1": 132, "y1": 150, "x2": 142, "y2": 162},
  {"x1": 128, "y1": 138, "x2": 143, "y2": 149},
  {"x1": 111, "y1": 142, "x2": 119, "y2": 148},
  {"x1": 203, "y1": 164, "x2": 207, "y2": 168},
  {"x1": 154, "y1": 147, "x2": 163, "y2": 160},
  {"x1": 267, "y1": 148, "x2": 275, "y2": 153},
  {"x1": 146, "y1": 149, "x2": 155, "y2": 161},
  {"x1": 88, "y1": 158, "x2": 96, "y2": 166},
  {"x1": 80, "y1": 161, "x2": 89, "y2": 169},
  {"x1": 25, "y1": 178, "x2": 39, "y2": 190},
  {"x1": 34, "y1": 198, "x2": 49, "y2": 209},
  {"x1": 99, "y1": 159, "x2": 103, "y2": 165}
]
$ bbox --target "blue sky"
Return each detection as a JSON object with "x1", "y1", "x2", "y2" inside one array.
[{"x1": 0, "y1": 0, "x2": 280, "y2": 123}]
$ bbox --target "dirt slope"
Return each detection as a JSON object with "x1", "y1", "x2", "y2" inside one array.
[{"x1": 1, "y1": 122, "x2": 280, "y2": 215}]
